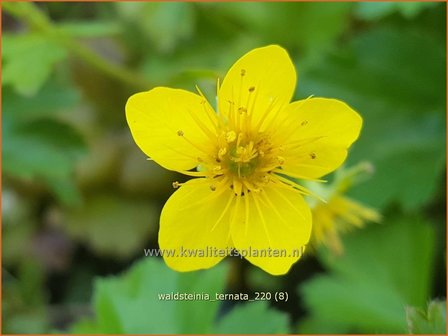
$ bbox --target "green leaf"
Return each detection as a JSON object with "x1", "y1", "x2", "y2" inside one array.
[
  {"x1": 64, "y1": 194, "x2": 157, "y2": 258},
  {"x1": 214, "y1": 302, "x2": 289, "y2": 334},
  {"x1": 3, "y1": 116, "x2": 84, "y2": 184},
  {"x1": 212, "y1": 2, "x2": 352, "y2": 53},
  {"x1": 116, "y1": 2, "x2": 195, "y2": 53},
  {"x1": 354, "y1": 2, "x2": 438, "y2": 21},
  {"x1": 69, "y1": 319, "x2": 100, "y2": 334},
  {"x1": 298, "y1": 215, "x2": 436, "y2": 334},
  {"x1": 2, "y1": 80, "x2": 84, "y2": 206},
  {"x1": 3, "y1": 259, "x2": 49, "y2": 333},
  {"x1": 46, "y1": 178, "x2": 82, "y2": 207},
  {"x1": 406, "y1": 300, "x2": 447, "y2": 334},
  {"x1": 2, "y1": 83, "x2": 81, "y2": 121},
  {"x1": 298, "y1": 25, "x2": 445, "y2": 210},
  {"x1": 2, "y1": 33, "x2": 67, "y2": 96},
  {"x1": 70, "y1": 258, "x2": 229, "y2": 333},
  {"x1": 3, "y1": 117, "x2": 86, "y2": 181}
]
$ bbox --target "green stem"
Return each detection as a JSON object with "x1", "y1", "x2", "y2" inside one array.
[{"x1": 3, "y1": 2, "x2": 151, "y2": 90}]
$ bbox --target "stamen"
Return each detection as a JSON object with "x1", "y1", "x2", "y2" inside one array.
[
  {"x1": 269, "y1": 95, "x2": 314, "y2": 142},
  {"x1": 178, "y1": 170, "x2": 208, "y2": 177},
  {"x1": 176, "y1": 177, "x2": 229, "y2": 212},
  {"x1": 269, "y1": 185, "x2": 313, "y2": 222},
  {"x1": 238, "y1": 107, "x2": 247, "y2": 114},
  {"x1": 273, "y1": 175, "x2": 326, "y2": 202},
  {"x1": 213, "y1": 165, "x2": 223, "y2": 175},
  {"x1": 252, "y1": 192, "x2": 272, "y2": 246},
  {"x1": 253, "y1": 97, "x2": 279, "y2": 133},
  {"x1": 232, "y1": 178, "x2": 243, "y2": 196},
  {"x1": 272, "y1": 168, "x2": 326, "y2": 182},
  {"x1": 282, "y1": 136, "x2": 327, "y2": 150},
  {"x1": 218, "y1": 147, "x2": 227, "y2": 158},
  {"x1": 176, "y1": 130, "x2": 213, "y2": 155},
  {"x1": 185, "y1": 107, "x2": 217, "y2": 140},
  {"x1": 172, "y1": 181, "x2": 182, "y2": 189},
  {"x1": 210, "y1": 192, "x2": 235, "y2": 232},
  {"x1": 246, "y1": 79, "x2": 261, "y2": 126},
  {"x1": 196, "y1": 85, "x2": 221, "y2": 129},
  {"x1": 230, "y1": 193, "x2": 242, "y2": 228},
  {"x1": 259, "y1": 191, "x2": 295, "y2": 231},
  {"x1": 226, "y1": 131, "x2": 237, "y2": 143},
  {"x1": 244, "y1": 192, "x2": 250, "y2": 237},
  {"x1": 242, "y1": 179, "x2": 261, "y2": 193}
]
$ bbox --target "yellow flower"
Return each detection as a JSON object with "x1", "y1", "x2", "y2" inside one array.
[
  {"x1": 312, "y1": 195, "x2": 381, "y2": 255},
  {"x1": 307, "y1": 164, "x2": 382, "y2": 255},
  {"x1": 125, "y1": 45, "x2": 362, "y2": 275}
]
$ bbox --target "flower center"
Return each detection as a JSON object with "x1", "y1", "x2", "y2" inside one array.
[
  {"x1": 205, "y1": 128, "x2": 284, "y2": 196},
  {"x1": 227, "y1": 141, "x2": 259, "y2": 178},
  {"x1": 177, "y1": 79, "x2": 291, "y2": 196}
]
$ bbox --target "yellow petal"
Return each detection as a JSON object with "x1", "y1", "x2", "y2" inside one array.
[
  {"x1": 126, "y1": 87, "x2": 218, "y2": 171},
  {"x1": 218, "y1": 45, "x2": 296, "y2": 130},
  {"x1": 159, "y1": 178, "x2": 234, "y2": 271},
  {"x1": 230, "y1": 183, "x2": 311, "y2": 275},
  {"x1": 279, "y1": 98, "x2": 362, "y2": 178}
]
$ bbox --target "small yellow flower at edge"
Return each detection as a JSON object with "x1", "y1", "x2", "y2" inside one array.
[
  {"x1": 125, "y1": 45, "x2": 362, "y2": 275},
  {"x1": 304, "y1": 163, "x2": 382, "y2": 256}
]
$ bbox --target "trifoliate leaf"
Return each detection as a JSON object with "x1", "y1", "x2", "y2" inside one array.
[
  {"x1": 70, "y1": 258, "x2": 229, "y2": 333},
  {"x1": 298, "y1": 25, "x2": 445, "y2": 210},
  {"x1": 214, "y1": 302, "x2": 289, "y2": 334},
  {"x1": 299, "y1": 215, "x2": 436, "y2": 334},
  {"x1": 2, "y1": 33, "x2": 67, "y2": 96}
]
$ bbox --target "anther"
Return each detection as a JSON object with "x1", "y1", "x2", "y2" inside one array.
[
  {"x1": 226, "y1": 131, "x2": 237, "y2": 143},
  {"x1": 210, "y1": 185, "x2": 216, "y2": 191},
  {"x1": 277, "y1": 156, "x2": 285, "y2": 165},
  {"x1": 310, "y1": 152, "x2": 317, "y2": 159},
  {"x1": 240, "y1": 69, "x2": 246, "y2": 76},
  {"x1": 238, "y1": 107, "x2": 247, "y2": 114},
  {"x1": 248, "y1": 86, "x2": 255, "y2": 92},
  {"x1": 197, "y1": 157, "x2": 203, "y2": 162},
  {"x1": 236, "y1": 146, "x2": 245, "y2": 155},
  {"x1": 177, "y1": 130, "x2": 184, "y2": 136},
  {"x1": 172, "y1": 181, "x2": 181, "y2": 189},
  {"x1": 301, "y1": 120, "x2": 308, "y2": 126},
  {"x1": 218, "y1": 147, "x2": 227, "y2": 157}
]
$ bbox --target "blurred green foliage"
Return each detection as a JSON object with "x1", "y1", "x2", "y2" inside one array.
[
  {"x1": 406, "y1": 300, "x2": 447, "y2": 334},
  {"x1": 2, "y1": 1, "x2": 446, "y2": 334},
  {"x1": 299, "y1": 215, "x2": 435, "y2": 333},
  {"x1": 70, "y1": 259, "x2": 290, "y2": 334}
]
